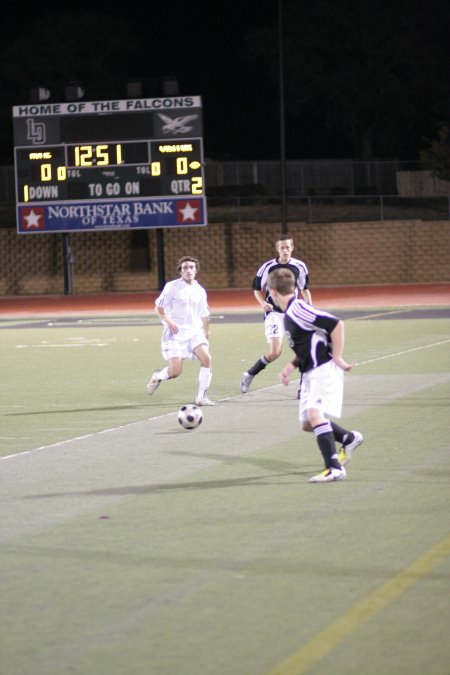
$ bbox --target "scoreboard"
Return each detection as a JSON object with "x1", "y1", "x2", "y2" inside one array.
[{"x1": 12, "y1": 96, "x2": 207, "y2": 234}]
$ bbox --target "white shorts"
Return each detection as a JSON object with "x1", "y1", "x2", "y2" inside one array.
[
  {"x1": 298, "y1": 361, "x2": 344, "y2": 422},
  {"x1": 264, "y1": 311, "x2": 285, "y2": 343},
  {"x1": 161, "y1": 327, "x2": 208, "y2": 361}
]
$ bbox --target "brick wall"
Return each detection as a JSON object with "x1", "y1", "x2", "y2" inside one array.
[{"x1": 0, "y1": 219, "x2": 449, "y2": 295}]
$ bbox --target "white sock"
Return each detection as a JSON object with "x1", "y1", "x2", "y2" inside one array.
[
  {"x1": 198, "y1": 367, "x2": 212, "y2": 398},
  {"x1": 158, "y1": 367, "x2": 171, "y2": 381}
]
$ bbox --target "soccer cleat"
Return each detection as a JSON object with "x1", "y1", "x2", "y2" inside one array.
[
  {"x1": 195, "y1": 396, "x2": 215, "y2": 406},
  {"x1": 338, "y1": 430, "x2": 364, "y2": 466},
  {"x1": 146, "y1": 370, "x2": 161, "y2": 395},
  {"x1": 309, "y1": 466, "x2": 346, "y2": 483},
  {"x1": 240, "y1": 371, "x2": 254, "y2": 393}
]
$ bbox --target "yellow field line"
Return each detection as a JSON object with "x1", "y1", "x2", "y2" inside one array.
[{"x1": 266, "y1": 532, "x2": 450, "y2": 675}]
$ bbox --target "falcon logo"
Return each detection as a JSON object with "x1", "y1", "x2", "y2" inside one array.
[
  {"x1": 157, "y1": 113, "x2": 198, "y2": 134},
  {"x1": 21, "y1": 207, "x2": 45, "y2": 230},
  {"x1": 176, "y1": 200, "x2": 202, "y2": 223}
]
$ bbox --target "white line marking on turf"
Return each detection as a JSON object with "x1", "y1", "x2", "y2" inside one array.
[
  {"x1": 358, "y1": 338, "x2": 450, "y2": 365},
  {"x1": 0, "y1": 413, "x2": 176, "y2": 462},
  {"x1": 353, "y1": 309, "x2": 411, "y2": 320},
  {"x1": 2, "y1": 338, "x2": 448, "y2": 463}
]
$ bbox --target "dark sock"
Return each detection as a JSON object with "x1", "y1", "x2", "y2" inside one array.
[
  {"x1": 314, "y1": 421, "x2": 341, "y2": 470},
  {"x1": 330, "y1": 421, "x2": 352, "y2": 445},
  {"x1": 248, "y1": 356, "x2": 269, "y2": 377}
]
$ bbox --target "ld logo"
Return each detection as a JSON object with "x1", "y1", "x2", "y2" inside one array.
[{"x1": 27, "y1": 119, "x2": 46, "y2": 144}]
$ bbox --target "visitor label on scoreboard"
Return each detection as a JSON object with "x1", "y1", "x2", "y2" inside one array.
[{"x1": 17, "y1": 197, "x2": 206, "y2": 233}]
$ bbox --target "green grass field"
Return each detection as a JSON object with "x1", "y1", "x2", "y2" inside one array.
[{"x1": 1, "y1": 308, "x2": 450, "y2": 675}]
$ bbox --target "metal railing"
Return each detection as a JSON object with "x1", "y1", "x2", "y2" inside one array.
[
  {"x1": 207, "y1": 195, "x2": 450, "y2": 224},
  {"x1": 205, "y1": 158, "x2": 426, "y2": 197}
]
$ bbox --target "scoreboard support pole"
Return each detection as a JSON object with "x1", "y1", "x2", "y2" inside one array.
[{"x1": 62, "y1": 233, "x2": 74, "y2": 295}]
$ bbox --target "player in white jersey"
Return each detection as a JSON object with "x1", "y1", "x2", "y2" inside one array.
[
  {"x1": 240, "y1": 235, "x2": 312, "y2": 394},
  {"x1": 146, "y1": 256, "x2": 214, "y2": 406},
  {"x1": 267, "y1": 267, "x2": 364, "y2": 483}
]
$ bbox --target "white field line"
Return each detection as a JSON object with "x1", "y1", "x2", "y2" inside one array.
[
  {"x1": 0, "y1": 413, "x2": 175, "y2": 462},
  {"x1": 357, "y1": 338, "x2": 450, "y2": 365},
  {"x1": 1, "y1": 338, "x2": 448, "y2": 463}
]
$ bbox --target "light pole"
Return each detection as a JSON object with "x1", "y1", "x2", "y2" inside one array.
[{"x1": 278, "y1": 0, "x2": 288, "y2": 233}]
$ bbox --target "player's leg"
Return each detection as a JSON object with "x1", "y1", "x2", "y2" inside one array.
[
  {"x1": 307, "y1": 408, "x2": 345, "y2": 481},
  {"x1": 332, "y1": 422, "x2": 364, "y2": 465},
  {"x1": 241, "y1": 313, "x2": 283, "y2": 393},
  {"x1": 193, "y1": 340, "x2": 214, "y2": 406},
  {"x1": 326, "y1": 370, "x2": 363, "y2": 463},
  {"x1": 146, "y1": 328, "x2": 184, "y2": 395},
  {"x1": 167, "y1": 357, "x2": 183, "y2": 378},
  {"x1": 146, "y1": 356, "x2": 183, "y2": 394},
  {"x1": 299, "y1": 365, "x2": 346, "y2": 483}
]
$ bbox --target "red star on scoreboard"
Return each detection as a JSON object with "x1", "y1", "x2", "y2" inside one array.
[
  {"x1": 176, "y1": 200, "x2": 202, "y2": 224},
  {"x1": 21, "y1": 207, "x2": 45, "y2": 230}
]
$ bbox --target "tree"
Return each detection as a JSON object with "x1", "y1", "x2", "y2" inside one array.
[{"x1": 420, "y1": 126, "x2": 450, "y2": 181}]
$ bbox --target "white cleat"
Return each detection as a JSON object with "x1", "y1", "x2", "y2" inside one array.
[
  {"x1": 338, "y1": 431, "x2": 364, "y2": 466},
  {"x1": 309, "y1": 466, "x2": 347, "y2": 483},
  {"x1": 240, "y1": 372, "x2": 254, "y2": 393},
  {"x1": 195, "y1": 396, "x2": 215, "y2": 406},
  {"x1": 146, "y1": 370, "x2": 161, "y2": 395}
]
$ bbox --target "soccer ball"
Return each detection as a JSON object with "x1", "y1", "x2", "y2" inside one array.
[{"x1": 177, "y1": 404, "x2": 203, "y2": 430}]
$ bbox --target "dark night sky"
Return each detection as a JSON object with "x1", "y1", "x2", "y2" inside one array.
[
  {"x1": 1, "y1": 0, "x2": 449, "y2": 163},
  {"x1": 0, "y1": 1, "x2": 281, "y2": 162}
]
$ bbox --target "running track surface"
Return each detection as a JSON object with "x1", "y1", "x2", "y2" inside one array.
[{"x1": 0, "y1": 283, "x2": 449, "y2": 316}]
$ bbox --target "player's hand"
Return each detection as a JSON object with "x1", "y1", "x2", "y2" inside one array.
[
  {"x1": 333, "y1": 356, "x2": 356, "y2": 371},
  {"x1": 167, "y1": 320, "x2": 179, "y2": 334},
  {"x1": 263, "y1": 302, "x2": 273, "y2": 312},
  {"x1": 279, "y1": 362, "x2": 295, "y2": 386}
]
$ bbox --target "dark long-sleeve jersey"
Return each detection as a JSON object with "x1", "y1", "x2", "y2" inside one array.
[
  {"x1": 252, "y1": 257, "x2": 309, "y2": 314},
  {"x1": 284, "y1": 297, "x2": 339, "y2": 373}
]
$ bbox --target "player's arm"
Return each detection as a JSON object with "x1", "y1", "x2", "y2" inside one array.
[
  {"x1": 297, "y1": 268, "x2": 312, "y2": 304},
  {"x1": 201, "y1": 315, "x2": 210, "y2": 339},
  {"x1": 279, "y1": 356, "x2": 300, "y2": 386},
  {"x1": 254, "y1": 289, "x2": 273, "y2": 312},
  {"x1": 301, "y1": 288, "x2": 312, "y2": 304},
  {"x1": 156, "y1": 304, "x2": 178, "y2": 334},
  {"x1": 252, "y1": 271, "x2": 273, "y2": 312},
  {"x1": 330, "y1": 320, "x2": 355, "y2": 371}
]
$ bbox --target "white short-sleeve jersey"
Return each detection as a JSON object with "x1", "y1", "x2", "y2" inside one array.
[{"x1": 155, "y1": 278, "x2": 209, "y2": 335}]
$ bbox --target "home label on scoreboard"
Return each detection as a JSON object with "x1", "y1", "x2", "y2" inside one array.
[{"x1": 12, "y1": 96, "x2": 207, "y2": 233}]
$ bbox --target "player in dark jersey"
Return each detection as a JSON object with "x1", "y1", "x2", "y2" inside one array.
[
  {"x1": 267, "y1": 267, "x2": 363, "y2": 483},
  {"x1": 240, "y1": 235, "x2": 312, "y2": 394}
]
